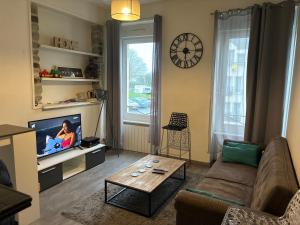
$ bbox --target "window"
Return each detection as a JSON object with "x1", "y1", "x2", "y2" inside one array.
[{"x1": 121, "y1": 37, "x2": 153, "y2": 123}]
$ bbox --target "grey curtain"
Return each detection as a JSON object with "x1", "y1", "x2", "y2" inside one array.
[
  {"x1": 106, "y1": 20, "x2": 121, "y2": 149},
  {"x1": 150, "y1": 15, "x2": 162, "y2": 154},
  {"x1": 245, "y1": 1, "x2": 295, "y2": 145}
]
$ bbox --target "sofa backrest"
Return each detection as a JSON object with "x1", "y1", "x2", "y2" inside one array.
[{"x1": 250, "y1": 137, "x2": 299, "y2": 216}]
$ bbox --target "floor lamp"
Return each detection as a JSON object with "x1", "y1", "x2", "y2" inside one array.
[
  {"x1": 94, "y1": 89, "x2": 107, "y2": 140},
  {"x1": 93, "y1": 89, "x2": 119, "y2": 156}
]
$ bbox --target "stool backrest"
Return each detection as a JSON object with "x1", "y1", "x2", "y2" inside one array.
[{"x1": 168, "y1": 112, "x2": 188, "y2": 128}]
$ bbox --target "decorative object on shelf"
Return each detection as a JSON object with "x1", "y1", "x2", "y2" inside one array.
[
  {"x1": 57, "y1": 67, "x2": 83, "y2": 78},
  {"x1": 76, "y1": 90, "x2": 96, "y2": 101},
  {"x1": 52, "y1": 36, "x2": 79, "y2": 50},
  {"x1": 111, "y1": 0, "x2": 140, "y2": 21},
  {"x1": 39, "y1": 69, "x2": 50, "y2": 78},
  {"x1": 50, "y1": 66, "x2": 61, "y2": 78},
  {"x1": 31, "y1": 3, "x2": 42, "y2": 106},
  {"x1": 76, "y1": 92, "x2": 88, "y2": 101},
  {"x1": 84, "y1": 58, "x2": 99, "y2": 79},
  {"x1": 159, "y1": 112, "x2": 191, "y2": 162},
  {"x1": 87, "y1": 90, "x2": 96, "y2": 99},
  {"x1": 169, "y1": 33, "x2": 203, "y2": 69}
]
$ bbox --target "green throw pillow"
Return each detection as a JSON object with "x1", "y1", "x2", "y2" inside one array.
[
  {"x1": 222, "y1": 142, "x2": 260, "y2": 167},
  {"x1": 186, "y1": 188, "x2": 245, "y2": 206}
]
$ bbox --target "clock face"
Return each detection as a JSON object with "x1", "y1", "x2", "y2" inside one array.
[{"x1": 170, "y1": 33, "x2": 203, "y2": 69}]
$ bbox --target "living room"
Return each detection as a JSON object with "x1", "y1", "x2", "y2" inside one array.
[{"x1": 0, "y1": 0, "x2": 300, "y2": 225}]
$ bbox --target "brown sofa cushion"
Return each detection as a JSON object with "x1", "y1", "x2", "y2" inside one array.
[
  {"x1": 196, "y1": 178, "x2": 253, "y2": 207},
  {"x1": 250, "y1": 137, "x2": 299, "y2": 216},
  {"x1": 206, "y1": 158, "x2": 257, "y2": 187},
  {"x1": 175, "y1": 190, "x2": 229, "y2": 225}
]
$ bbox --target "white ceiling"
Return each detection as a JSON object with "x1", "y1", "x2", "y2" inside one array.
[{"x1": 86, "y1": 0, "x2": 162, "y2": 6}]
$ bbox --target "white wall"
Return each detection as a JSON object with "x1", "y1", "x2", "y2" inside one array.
[
  {"x1": 0, "y1": 0, "x2": 105, "y2": 138},
  {"x1": 141, "y1": 0, "x2": 280, "y2": 162}
]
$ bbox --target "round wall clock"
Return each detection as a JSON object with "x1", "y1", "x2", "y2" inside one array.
[{"x1": 169, "y1": 33, "x2": 203, "y2": 69}]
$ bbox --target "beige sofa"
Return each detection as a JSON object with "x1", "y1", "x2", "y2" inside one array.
[{"x1": 174, "y1": 137, "x2": 299, "y2": 225}]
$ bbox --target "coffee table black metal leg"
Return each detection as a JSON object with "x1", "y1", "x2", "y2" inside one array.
[
  {"x1": 104, "y1": 180, "x2": 107, "y2": 203},
  {"x1": 148, "y1": 192, "x2": 152, "y2": 217},
  {"x1": 184, "y1": 164, "x2": 186, "y2": 180}
]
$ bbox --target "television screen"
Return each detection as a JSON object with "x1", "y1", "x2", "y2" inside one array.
[{"x1": 28, "y1": 114, "x2": 82, "y2": 158}]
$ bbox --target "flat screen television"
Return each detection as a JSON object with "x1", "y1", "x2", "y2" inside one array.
[{"x1": 28, "y1": 114, "x2": 82, "y2": 158}]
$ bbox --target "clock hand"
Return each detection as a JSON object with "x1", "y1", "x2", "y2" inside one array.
[{"x1": 189, "y1": 49, "x2": 203, "y2": 52}]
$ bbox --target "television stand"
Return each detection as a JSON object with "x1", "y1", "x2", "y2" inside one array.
[{"x1": 37, "y1": 144, "x2": 105, "y2": 191}]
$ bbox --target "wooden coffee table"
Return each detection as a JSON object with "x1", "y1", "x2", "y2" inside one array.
[{"x1": 105, "y1": 155, "x2": 186, "y2": 217}]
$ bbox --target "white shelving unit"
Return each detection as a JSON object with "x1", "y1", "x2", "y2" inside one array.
[
  {"x1": 30, "y1": 4, "x2": 104, "y2": 109},
  {"x1": 37, "y1": 143, "x2": 105, "y2": 171},
  {"x1": 40, "y1": 44, "x2": 102, "y2": 58},
  {"x1": 41, "y1": 77, "x2": 100, "y2": 82},
  {"x1": 37, "y1": 143, "x2": 106, "y2": 190},
  {"x1": 42, "y1": 101, "x2": 99, "y2": 110},
  {"x1": 62, "y1": 155, "x2": 86, "y2": 180}
]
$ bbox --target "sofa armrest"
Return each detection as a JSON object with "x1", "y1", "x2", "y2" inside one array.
[{"x1": 175, "y1": 190, "x2": 229, "y2": 225}]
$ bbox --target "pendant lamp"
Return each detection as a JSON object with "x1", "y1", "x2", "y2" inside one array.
[{"x1": 111, "y1": 0, "x2": 140, "y2": 21}]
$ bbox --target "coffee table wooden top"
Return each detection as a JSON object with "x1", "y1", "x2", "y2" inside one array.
[{"x1": 105, "y1": 155, "x2": 186, "y2": 193}]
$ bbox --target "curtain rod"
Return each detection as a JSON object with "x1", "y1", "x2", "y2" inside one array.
[
  {"x1": 210, "y1": 6, "x2": 253, "y2": 15},
  {"x1": 211, "y1": 1, "x2": 299, "y2": 15},
  {"x1": 122, "y1": 17, "x2": 154, "y2": 26}
]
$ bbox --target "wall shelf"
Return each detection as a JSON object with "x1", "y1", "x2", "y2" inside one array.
[
  {"x1": 42, "y1": 101, "x2": 99, "y2": 110},
  {"x1": 40, "y1": 44, "x2": 102, "y2": 58},
  {"x1": 41, "y1": 77, "x2": 100, "y2": 83}
]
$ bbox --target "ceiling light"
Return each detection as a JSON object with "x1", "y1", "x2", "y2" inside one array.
[{"x1": 111, "y1": 0, "x2": 140, "y2": 21}]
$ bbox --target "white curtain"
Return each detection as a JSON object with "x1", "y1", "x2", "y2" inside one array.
[{"x1": 210, "y1": 9, "x2": 251, "y2": 163}]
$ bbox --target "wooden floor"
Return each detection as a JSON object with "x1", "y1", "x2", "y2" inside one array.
[{"x1": 30, "y1": 150, "x2": 146, "y2": 225}]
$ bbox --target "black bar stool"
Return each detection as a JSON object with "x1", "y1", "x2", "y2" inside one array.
[{"x1": 160, "y1": 112, "x2": 191, "y2": 162}]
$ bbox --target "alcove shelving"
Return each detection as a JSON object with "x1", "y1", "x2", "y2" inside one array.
[{"x1": 30, "y1": 2, "x2": 104, "y2": 110}]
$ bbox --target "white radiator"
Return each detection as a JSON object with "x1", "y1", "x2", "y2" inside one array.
[{"x1": 123, "y1": 124, "x2": 151, "y2": 153}]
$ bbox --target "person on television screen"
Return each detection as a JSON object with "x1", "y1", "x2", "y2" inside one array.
[{"x1": 56, "y1": 120, "x2": 76, "y2": 149}]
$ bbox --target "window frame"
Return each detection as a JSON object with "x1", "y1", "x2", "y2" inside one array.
[{"x1": 121, "y1": 35, "x2": 154, "y2": 123}]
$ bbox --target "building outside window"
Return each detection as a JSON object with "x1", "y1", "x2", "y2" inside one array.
[{"x1": 121, "y1": 37, "x2": 153, "y2": 123}]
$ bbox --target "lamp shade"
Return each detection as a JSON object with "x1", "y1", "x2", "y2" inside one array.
[{"x1": 111, "y1": 0, "x2": 140, "y2": 21}]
